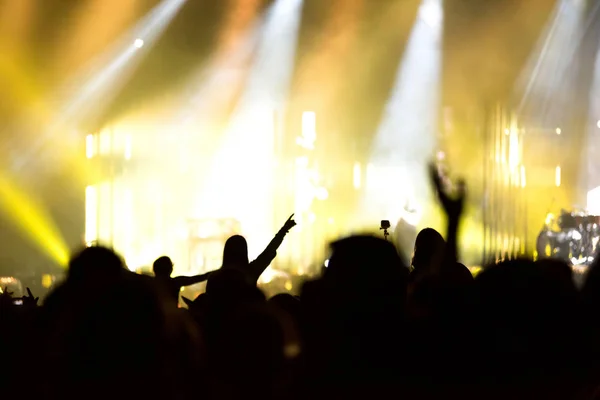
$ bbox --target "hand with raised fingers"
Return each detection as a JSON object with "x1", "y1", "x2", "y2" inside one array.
[
  {"x1": 21, "y1": 287, "x2": 39, "y2": 308},
  {"x1": 282, "y1": 214, "x2": 297, "y2": 233},
  {"x1": 0, "y1": 286, "x2": 14, "y2": 307},
  {"x1": 429, "y1": 163, "x2": 466, "y2": 221},
  {"x1": 0, "y1": 286, "x2": 13, "y2": 298}
]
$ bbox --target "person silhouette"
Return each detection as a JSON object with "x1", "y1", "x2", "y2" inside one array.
[
  {"x1": 152, "y1": 256, "x2": 212, "y2": 305},
  {"x1": 411, "y1": 227, "x2": 445, "y2": 276},
  {"x1": 222, "y1": 214, "x2": 296, "y2": 283}
]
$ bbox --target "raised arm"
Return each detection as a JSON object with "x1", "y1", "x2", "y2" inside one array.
[
  {"x1": 172, "y1": 272, "x2": 212, "y2": 288},
  {"x1": 248, "y1": 214, "x2": 296, "y2": 282},
  {"x1": 429, "y1": 163, "x2": 469, "y2": 278}
]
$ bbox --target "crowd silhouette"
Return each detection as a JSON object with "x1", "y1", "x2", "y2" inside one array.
[{"x1": 2, "y1": 164, "x2": 600, "y2": 399}]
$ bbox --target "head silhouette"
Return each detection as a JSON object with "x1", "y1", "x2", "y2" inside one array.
[
  {"x1": 68, "y1": 246, "x2": 125, "y2": 283},
  {"x1": 412, "y1": 228, "x2": 445, "y2": 271},
  {"x1": 153, "y1": 256, "x2": 173, "y2": 278},
  {"x1": 325, "y1": 235, "x2": 408, "y2": 298},
  {"x1": 222, "y1": 235, "x2": 249, "y2": 268}
]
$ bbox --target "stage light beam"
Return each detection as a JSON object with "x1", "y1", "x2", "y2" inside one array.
[
  {"x1": 198, "y1": 0, "x2": 303, "y2": 259},
  {"x1": 0, "y1": 175, "x2": 70, "y2": 266},
  {"x1": 516, "y1": 0, "x2": 588, "y2": 123},
  {"x1": 13, "y1": 0, "x2": 187, "y2": 174},
  {"x1": 174, "y1": 0, "x2": 264, "y2": 126},
  {"x1": 60, "y1": 0, "x2": 186, "y2": 124},
  {"x1": 361, "y1": 0, "x2": 443, "y2": 226}
]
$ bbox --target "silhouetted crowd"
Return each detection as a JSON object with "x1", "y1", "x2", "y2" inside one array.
[{"x1": 2, "y1": 165, "x2": 600, "y2": 400}]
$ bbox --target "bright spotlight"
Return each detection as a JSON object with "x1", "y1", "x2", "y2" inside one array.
[
  {"x1": 419, "y1": 0, "x2": 443, "y2": 29},
  {"x1": 597, "y1": 120, "x2": 600, "y2": 129},
  {"x1": 134, "y1": 38, "x2": 145, "y2": 48},
  {"x1": 556, "y1": 127, "x2": 562, "y2": 135}
]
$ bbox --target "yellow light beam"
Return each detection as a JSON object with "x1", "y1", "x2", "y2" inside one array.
[{"x1": 0, "y1": 174, "x2": 69, "y2": 267}]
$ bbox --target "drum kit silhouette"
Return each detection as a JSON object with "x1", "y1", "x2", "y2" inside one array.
[{"x1": 536, "y1": 209, "x2": 600, "y2": 265}]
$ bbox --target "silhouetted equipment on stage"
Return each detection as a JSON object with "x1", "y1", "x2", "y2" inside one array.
[
  {"x1": 380, "y1": 220, "x2": 391, "y2": 241},
  {"x1": 536, "y1": 209, "x2": 600, "y2": 264}
]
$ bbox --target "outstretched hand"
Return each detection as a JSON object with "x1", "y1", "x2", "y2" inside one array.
[
  {"x1": 21, "y1": 287, "x2": 39, "y2": 308},
  {"x1": 282, "y1": 214, "x2": 297, "y2": 232},
  {"x1": 429, "y1": 163, "x2": 466, "y2": 222},
  {"x1": 0, "y1": 286, "x2": 14, "y2": 306}
]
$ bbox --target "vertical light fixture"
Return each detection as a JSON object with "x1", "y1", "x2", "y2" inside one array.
[
  {"x1": 86, "y1": 134, "x2": 95, "y2": 159},
  {"x1": 508, "y1": 129, "x2": 520, "y2": 172},
  {"x1": 299, "y1": 111, "x2": 316, "y2": 149},
  {"x1": 124, "y1": 134, "x2": 132, "y2": 160}
]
